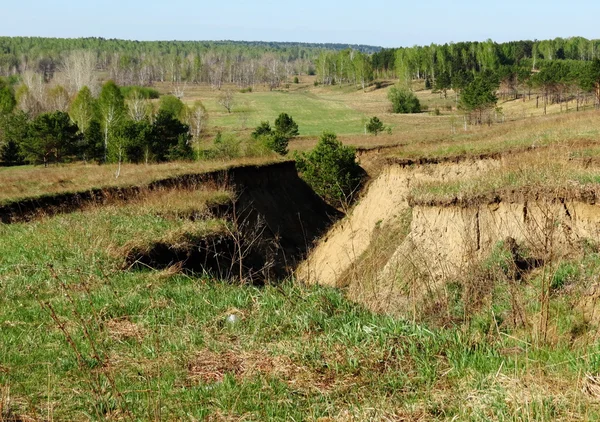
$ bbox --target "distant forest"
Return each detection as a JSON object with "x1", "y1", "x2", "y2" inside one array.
[
  {"x1": 365, "y1": 37, "x2": 600, "y2": 114},
  {"x1": 0, "y1": 37, "x2": 380, "y2": 87},
  {"x1": 2, "y1": 36, "x2": 600, "y2": 167},
  {"x1": 2, "y1": 36, "x2": 600, "y2": 99}
]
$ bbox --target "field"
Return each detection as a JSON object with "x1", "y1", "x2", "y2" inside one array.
[{"x1": 3, "y1": 79, "x2": 600, "y2": 420}]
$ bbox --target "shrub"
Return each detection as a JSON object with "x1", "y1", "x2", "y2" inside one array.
[
  {"x1": 366, "y1": 116, "x2": 385, "y2": 136},
  {"x1": 295, "y1": 131, "x2": 363, "y2": 206},
  {"x1": 251, "y1": 114, "x2": 298, "y2": 156},
  {"x1": 388, "y1": 86, "x2": 421, "y2": 113},
  {"x1": 212, "y1": 131, "x2": 241, "y2": 159},
  {"x1": 120, "y1": 86, "x2": 160, "y2": 99},
  {"x1": 256, "y1": 133, "x2": 288, "y2": 156},
  {"x1": 251, "y1": 121, "x2": 272, "y2": 139},
  {"x1": 293, "y1": 76, "x2": 299, "y2": 84}
]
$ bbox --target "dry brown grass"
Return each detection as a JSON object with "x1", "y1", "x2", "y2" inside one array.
[
  {"x1": 0, "y1": 156, "x2": 279, "y2": 205},
  {"x1": 409, "y1": 145, "x2": 600, "y2": 205},
  {"x1": 187, "y1": 349, "x2": 297, "y2": 384},
  {"x1": 105, "y1": 318, "x2": 146, "y2": 342},
  {"x1": 100, "y1": 184, "x2": 233, "y2": 219}
]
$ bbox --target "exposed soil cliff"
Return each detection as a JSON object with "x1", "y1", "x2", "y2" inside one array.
[
  {"x1": 297, "y1": 152, "x2": 600, "y2": 317},
  {"x1": 296, "y1": 158, "x2": 502, "y2": 286}
]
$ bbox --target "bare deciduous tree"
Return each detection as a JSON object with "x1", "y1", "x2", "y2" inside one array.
[
  {"x1": 59, "y1": 50, "x2": 99, "y2": 95},
  {"x1": 172, "y1": 81, "x2": 187, "y2": 99},
  {"x1": 17, "y1": 71, "x2": 47, "y2": 116},
  {"x1": 217, "y1": 90, "x2": 235, "y2": 113},
  {"x1": 187, "y1": 100, "x2": 208, "y2": 139},
  {"x1": 126, "y1": 88, "x2": 149, "y2": 122}
]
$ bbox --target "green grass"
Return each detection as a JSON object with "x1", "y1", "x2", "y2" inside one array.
[
  {"x1": 2, "y1": 198, "x2": 600, "y2": 420},
  {"x1": 204, "y1": 90, "x2": 369, "y2": 136}
]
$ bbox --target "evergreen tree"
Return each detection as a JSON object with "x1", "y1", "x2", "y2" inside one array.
[
  {"x1": 251, "y1": 121, "x2": 272, "y2": 139},
  {"x1": 366, "y1": 116, "x2": 385, "y2": 135},
  {"x1": 295, "y1": 131, "x2": 363, "y2": 206},
  {"x1": 117, "y1": 119, "x2": 152, "y2": 163},
  {"x1": 82, "y1": 119, "x2": 104, "y2": 162},
  {"x1": 150, "y1": 110, "x2": 192, "y2": 161},
  {"x1": 22, "y1": 111, "x2": 82, "y2": 166},
  {"x1": 0, "y1": 111, "x2": 28, "y2": 166},
  {"x1": 0, "y1": 83, "x2": 16, "y2": 115},
  {"x1": 274, "y1": 113, "x2": 299, "y2": 138},
  {"x1": 459, "y1": 73, "x2": 499, "y2": 124}
]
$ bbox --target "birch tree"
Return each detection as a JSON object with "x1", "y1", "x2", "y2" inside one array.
[
  {"x1": 69, "y1": 86, "x2": 96, "y2": 133},
  {"x1": 60, "y1": 50, "x2": 99, "y2": 95},
  {"x1": 97, "y1": 80, "x2": 126, "y2": 163}
]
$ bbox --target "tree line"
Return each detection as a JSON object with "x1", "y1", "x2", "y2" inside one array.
[
  {"x1": 314, "y1": 49, "x2": 374, "y2": 89},
  {"x1": 371, "y1": 37, "x2": 600, "y2": 79},
  {"x1": 0, "y1": 37, "x2": 380, "y2": 89},
  {"x1": 0, "y1": 78, "x2": 206, "y2": 168},
  {"x1": 368, "y1": 37, "x2": 600, "y2": 123}
]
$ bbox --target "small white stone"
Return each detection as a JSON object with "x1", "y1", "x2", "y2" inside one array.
[{"x1": 226, "y1": 314, "x2": 240, "y2": 325}]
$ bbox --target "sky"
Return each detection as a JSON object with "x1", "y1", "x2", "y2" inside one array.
[{"x1": 3, "y1": 0, "x2": 600, "y2": 48}]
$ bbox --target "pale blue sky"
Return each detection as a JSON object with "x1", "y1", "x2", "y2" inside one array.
[{"x1": 3, "y1": 0, "x2": 600, "y2": 47}]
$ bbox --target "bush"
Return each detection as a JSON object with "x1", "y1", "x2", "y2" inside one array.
[
  {"x1": 251, "y1": 121, "x2": 272, "y2": 139},
  {"x1": 255, "y1": 133, "x2": 288, "y2": 156},
  {"x1": 250, "y1": 114, "x2": 298, "y2": 156},
  {"x1": 388, "y1": 86, "x2": 421, "y2": 113},
  {"x1": 120, "y1": 86, "x2": 160, "y2": 99},
  {"x1": 212, "y1": 131, "x2": 241, "y2": 159},
  {"x1": 295, "y1": 131, "x2": 363, "y2": 206},
  {"x1": 366, "y1": 116, "x2": 385, "y2": 136},
  {"x1": 293, "y1": 76, "x2": 299, "y2": 84}
]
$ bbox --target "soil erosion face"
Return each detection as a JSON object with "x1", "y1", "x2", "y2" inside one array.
[
  {"x1": 296, "y1": 158, "x2": 502, "y2": 287},
  {"x1": 297, "y1": 154, "x2": 600, "y2": 315}
]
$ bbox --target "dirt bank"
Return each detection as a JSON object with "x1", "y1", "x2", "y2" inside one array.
[
  {"x1": 296, "y1": 157, "x2": 502, "y2": 286},
  {"x1": 298, "y1": 150, "x2": 600, "y2": 316}
]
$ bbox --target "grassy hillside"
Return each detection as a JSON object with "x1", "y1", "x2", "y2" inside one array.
[{"x1": 1, "y1": 200, "x2": 599, "y2": 420}]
